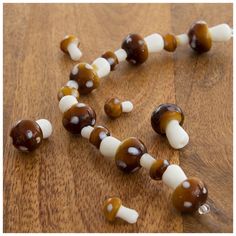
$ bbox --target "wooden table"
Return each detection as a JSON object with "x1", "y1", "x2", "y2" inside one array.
[{"x1": 3, "y1": 3, "x2": 233, "y2": 233}]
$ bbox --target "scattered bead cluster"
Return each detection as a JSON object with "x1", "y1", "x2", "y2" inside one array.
[
  {"x1": 58, "y1": 95, "x2": 209, "y2": 215},
  {"x1": 59, "y1": 21, "x2": 232, "y2": 96}
]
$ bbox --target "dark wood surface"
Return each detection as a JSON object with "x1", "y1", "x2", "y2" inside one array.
[{"x1": 3, "y1": 3, "x2": 233, "y2": 233}]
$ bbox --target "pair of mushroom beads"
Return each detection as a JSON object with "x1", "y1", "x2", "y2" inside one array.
[
  {"x1": 58, "y1": 95, "x2": 96, "y2": 134},
  {"x1": 104, "y1": 97, "x2": 133, "y2": 119},
  {"x1": 60, "y1": 35, "x2": 82, "y2": 61},
  {"x1": 103, "y1": 197, "x2": 139, "y2": 224},
  {"x1": 151, "y1": 103, "x2": 189, "y2": 149},
  {"x1": 10, "y1": 119, "x2": 53, "y2": 152}
]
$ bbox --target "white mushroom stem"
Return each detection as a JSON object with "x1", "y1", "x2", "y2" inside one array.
[
  {"x1": 144, "y1": 33, "x2": 164, "y2": 53},
  {"x1": 81, "y1": 125, "x2": 94, "y2": 139},
  {"x1": 140, "y1": 153, "x2": 156, "y2": 170},
  {"x1": 209, "y1": 23, "x2": 232, "y2": 42},
  {"x1": 176, "y1": 34, "x2": 189, "y2": 46},
  {"x1": 67, "y1": 43, "x2": 82, "y2": 61},
  {"x1": 59, "y1": 95, "x2": 78, "y2": 113},
  {"x1": 165, "y1": 120, "x2": 189, "y2": 149},
  {"x1": 116, "y1": 205, "x2": 139, "y2": 224},
  {"x1": 162, "y1": 164, "x2": 187, "y2": 189},
  {"x1": 36, "y1": 119, "x2": 53, "y2": 139},
  {"x1": 121, "y1": 101, "x2": 133, "y2": 113}
]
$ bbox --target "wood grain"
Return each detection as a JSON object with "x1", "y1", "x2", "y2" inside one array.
[{"x1": 3, "y1": 3, "x2": 232, "y2": 233}]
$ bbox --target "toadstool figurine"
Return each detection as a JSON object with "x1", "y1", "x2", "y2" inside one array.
[
  {"x1": 103, "y1": 197, "x2": 139, "y2": 224},
  {"x1": 104, "y1": 97, "x2": 133, "y2": 119},
  {"x1": 60, "y1": 35, "x2": 82, "y2": 61},
  {"x1": 10, "y1": 119, "x2": 53, "y2": 152},
  {"x1": 151, "y1": 103, "x2": 189, "y2": 149}
]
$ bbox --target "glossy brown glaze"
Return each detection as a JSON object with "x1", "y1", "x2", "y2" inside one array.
[
  {"x1": 101, "y1": 51, "x2": 119, "y2": 71},
  {"x1": 149, "y1": 159, "x2": 170, "y2": 180},
  {"x1": 172, "y1": 177, "x2": 208, "y2": 213},
  {"x1": 121, "y1": 34, "x2": 148, "y2": 65},
  {"x1": 188, "y1": 21, "x2": 212, "y2": 53},
  {"x1": 89, "y1": 126, "x2": 111, "y2": 149},
  {"x1": 69, "y1": 63, "x2": 100, "y2": 95},
  {"x1": 163, "y1": 33, "x2": 177, "y2": 52},
  {"x1": 62, "y1": 104, "x2": 96, "y2": 134},
  {"x1": 103, "y1": 197, "x2": 122, "y2": 222},
  {"x1": 57, "y1": 86, "x2": 80, "y2": 101},
  {"x1": 10, "y1": 120, "x2": 43, "y2": 152},
  {"x1": 115, "y1": 137, "x2": 147, "y2": 173},
  {"x1": 151, "y1": 103, "x2": 184, "y2": 135},
  {"x1": 104, "y1": 97, "x2": 122, "y2": 119},
  {"x1": 60, "y1": 35, "x2": 79, "y2": 53}
]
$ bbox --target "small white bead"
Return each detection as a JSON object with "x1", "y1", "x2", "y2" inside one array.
[
  {"x1": 140, "y1": 153, "x2": 156, "y2": 170},
  {"x1": 59, "y1": 95, "x2": 78, "y2": 113},
  {"x1": 36, "y1": 119, "x2": 53, "y2": 139},
  {"x1": 162, "y1": 164, "x2": 187, "y2": 190},
  {"x1": 99, "y1": 136, "x2": 121, "y2": 160},
  {"x1": 81, "y1": 126, "x2": 94, "y2": 139},
  {"x1": 144, "y1": 33, "x2": 164, "y2": 53},
  {"x1": 209, "y1": 23, "x2": 232, "y2": 42},
  {"x1": 176, "y1": 34, "x2": 189, "y2": 46},
  {"x1": 121, "y1": 101, "x2": 133, "y2": 113},
  {"x1": 92, "y1": 57, "x2": 110, "y2": 78},
  {"x1": 66, "y1": 80, "x2": 79, "y2": 89},
  {"x1": 114, "y1": 49, "x2": 127, "y2": 62}
]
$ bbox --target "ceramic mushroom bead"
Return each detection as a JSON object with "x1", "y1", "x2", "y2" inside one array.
[
  {"x1": 121, "y1": 34, "x2": 148, "y2": 65},
  {"x1": 101, "y1": 51, "x2": 119, "y2": 71},
  {"x1": 188, "y1": 21, "x2": 212, "y2": 53},
  {"x1": 70, "y1": 63, "x2": 99, "y2": 95},
  {"x1": 60, "y1": 35, "x2": 82, "y2": 61},
  {"x1": 151, "y1": 103, "x2": 189, "y2": 149},
  {"x1": 89, "y1": 125, "x2": 111, "y2": 149},
  {"x1": 59, "y1": 95, "x2": 96, "y2": 134},
  {"x1": 104, "y1": 97, "x2": 133, "y2": 119},
  {"x1": 103, "y1": 197, "x2": 139, "y2": 224},
  {"x1": 57, "y1": 86, "x2": 80, "y2": 101},
  {"x1": 10, "y1": 119, "x2": 53, "y2": 152},
  {"x1": 163, "y1": 33, "x2": 178, "y2": 52},
  {"x1": 115, "y1": 137, "x2": 147, "y2": 173},
  {"x1": 172, "y1": 177, "x2": 208, "y2": 213}
]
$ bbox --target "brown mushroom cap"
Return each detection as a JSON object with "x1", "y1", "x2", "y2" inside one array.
[
  {"x1": 151, "y1": 103, "x2": 184, "y2": 135},
  {"x1": 103, "y1": 197, "x2": 122, "y2": 222},
  {"x1": 188, "y1": 21, "x2": 212, "y2": 53},
  {"x1": 104, "y1": 97, "x2": 122, "y2": 119},
  {"x1": 60, "y1": 35, "x2": 80, "y2": 53}
]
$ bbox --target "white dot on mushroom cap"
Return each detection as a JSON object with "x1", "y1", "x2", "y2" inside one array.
[
  {"x1": 126, "y1": 36, "x2": 132, "y2": 43},
  {"x1": 36, "y1": 137, "x2": 41, "y2": 143},
  {"x1": 130, "y1": 59, "x2": 136, "y2": 64},
  {"x1": 91, "y1": 119, "x2": 96, "y2": 126},
  {"x1": 26, "y1": 130, "x2": 33, "y2": 139},
  {"x1": 107, "y1": 203, "x2": 113, "y2": 212},
  {"x1": 131, "y1": 167, "x2": 140, "y2": 173},
  {"x1": 85, "y1": 64, "x2": 93, "y2": 70},
  {"x1": 114, "y1": 98, "x2": 120, "y2": 104},
  {"x1": 117, "y1": 161, "x2": 127, "y2": 168},
  {"x1": 182, "y1": 181, "x2": 191, "y2": 189},
  {"x1": 128, "y1": 147, "x2": 140, "y2": 156},
  {"x1": 71, "y1": 66, "x2": 79, "y2": 75},
  {"x1": 184, "y1": 201, "x2": 192, "y2": 208},
  {"x1": 191, "y1": 35, "x2": 197, "y2": 48},
  {"x1": 202, "y1": 187, "x2": 207, "y2": 194},
  {"x1": 70, "y1": 116, "x2": 79, "y2": 124},
  {"x1": 19, "y1": 146, "x2": 28, "y2": 152},
  {"x1": 76, "y1": 103, "x2": 86, "y2": 108},
  {"x1": 138, "y1": 39, "x2": 144, "y2": 45},
  {"x1": 86, "y1": 81, "x2": 94, "y2": 88},
  {"x1": 99, "y1": 131, "x2": 107, "y2": 140}
]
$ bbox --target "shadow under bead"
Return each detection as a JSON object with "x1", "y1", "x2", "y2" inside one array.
[
  {"x1": 172, "y1": 177, "x2": 208, "y2": 213},
  {"x1": 10, "y1": 120, "x2": 43, "y2": 152},
  {"x1": 121, "y1": 34, "x2": 148, "y2": 65},
  {"x1": 115, "y1": 137, "x2": 147, "y2": 173},
  {"x1": 89, "y1": 126, "x2": 111, "y2": 149},
  {"x1": 62, "y1": 104, "x2": 96, "y2": 134},
  {"x1": 101, "y1": 51, "x2": 119, "y2": 71},
  {"x1": 188, "y1": 21, "x2": 212, "y2": 53},
  {"x1": 70, "y1": 63, "x2": 100, "y2": 95}
]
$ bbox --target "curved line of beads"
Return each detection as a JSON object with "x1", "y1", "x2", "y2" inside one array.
[
  {"x1": 59, "y1": 21, "x2": 232, "y2": 96},
  {"x1": 58, "y1": 95, "x2": 209, "y2": 214}
]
